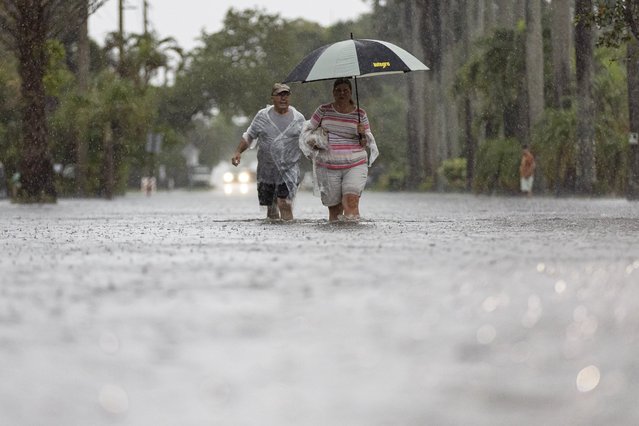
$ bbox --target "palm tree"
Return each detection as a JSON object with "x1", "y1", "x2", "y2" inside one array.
[
  {"x1": 575, "y1": 0, "x2": 596, "y2": 194},
  {"x1": 103, "y1": 31, "x2": 184, "y2": 88},
  {"x1": 0, "y1": 0, "x2": 105, "y2": 202}
]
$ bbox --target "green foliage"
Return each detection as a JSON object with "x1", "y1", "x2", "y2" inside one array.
[
  {"x1": 183, "y1": 9, "x2": 306, "y2": 116},
  {"x1": 43, "y1": 40, "x2": 75, "y2": 97},
  {"x1": 359, "y1": 80, "x2": 408, "y2": 189},
  {"x1": 189, "y1": 114, "x2": 236, "y2": 167},
  {"x1": 104, "y1": 32, "x2": 183, "y2": 87},
  {"x1": 438, "y1": 157, "x2": 467, "y2": 191},
  {"x1": 473, "y1": 138, "x2": 521, "y2": 194},
  {"x1": 594, "y1": 47, "x2": 628, "y2": 136},
  {"x1": 595, "y1": 134, "x2": 628, "y2": 195},
  {"x1": 455, "y1": 29, "x2": 527, "y2": 138},
  {"x1": 48, "y1": 70, "x2": 156, "y2": 196},
  {"x1": 96, "y1": 73, "x2": 155, "y2": 194},
  {"x1": 0, "y1": 47, "x2": 20, "y2": 175},
  {"x1": 589, "y1": 1, "x2": 639, "y2": 47},
  {"x1": 175, "y1": 8, "x2": 353, "y2": 120},
  {"x1": 533, "y1": 103, "x2": 628, "y2": 196},
  {"x1": 592, "y1": 46, "x2": 629, "y2": 195},
  {"x1": 535, "y1": 46, "x2": 627, "y2": 196},
  {"x1": 532, "y1": 108, "x2": 576, "y2": 193},
  {"x1": 372, "y1": 166, "x2": 407, "y2": 192}
]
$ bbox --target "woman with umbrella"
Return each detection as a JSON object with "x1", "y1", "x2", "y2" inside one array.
[
  {"x1": 286, "y1": 36, "x2": 428, "y2": 221},
  {"x1": 306, "y1": 78, "x2": 378, "y2": 221}
]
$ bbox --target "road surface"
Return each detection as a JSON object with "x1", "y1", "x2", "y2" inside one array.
[{"x1": 1, "y1": 189, "x2": 638, "y2": 425}]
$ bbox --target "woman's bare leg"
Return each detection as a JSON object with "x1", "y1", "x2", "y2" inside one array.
[
  {"x1": 342, "y1": 194, "x2": 360, "y2": 219},
  {"x1": 328, "y1": 203, "x2": 343, "y2": 221}
]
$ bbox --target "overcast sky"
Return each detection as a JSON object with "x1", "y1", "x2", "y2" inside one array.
[{"x1": 89, "y1": 0, "x2": 372, "y2": 51}]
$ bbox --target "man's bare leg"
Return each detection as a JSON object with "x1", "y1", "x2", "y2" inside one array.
[
  {"x1": 277, "y1": 197, "x2": 293, "y2": 221},
  {"x1": 267, "y1": 202, "x2": 280, "y2": 219}
]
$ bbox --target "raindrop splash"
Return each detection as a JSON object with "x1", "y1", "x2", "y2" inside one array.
[
  {"x1": 98, "y1": 384, "x2": 129, "y2": 414},
  {"x1": 576, "y1": 365, "x2": 600, "y2": 392},
  {"x1": 477, "y1": 324, "x2": 496, "y2": 344},
  {"x1": 555, "y1": 280, "x2": 567, "y2": 294}
]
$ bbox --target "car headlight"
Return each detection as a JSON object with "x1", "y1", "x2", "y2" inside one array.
[
  {"x1": 238, "y1": 171, "x2": 250, "y2": 183},
  {"x1": 223, "y1": 172, "x2": 234, "y2": 183}
]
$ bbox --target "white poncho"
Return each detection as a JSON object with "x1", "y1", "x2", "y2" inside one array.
[{"x1": 243, "y1": 105, "x2": 305, "y2": 199}]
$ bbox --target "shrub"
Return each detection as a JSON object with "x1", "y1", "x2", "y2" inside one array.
[
  {"x1": 437, "y1": 157, "x2": 467, "y2": 191},
  {"x1": 533, "y1": 107, "x2": 628, "y2": 195},
  {"x1": 532, "y1": 109, "x2": 576, "y2": 194},
  {"x1": 473, "y1": 138, "x2": 521, "y2": 194}
]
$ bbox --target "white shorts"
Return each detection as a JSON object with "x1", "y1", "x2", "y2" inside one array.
[
  {"x1": 316, "y1": 163, "x2": 368, "y2": 207},
  {"x1": 521, "y1": 176, "x2": 534, "y2": 192}
]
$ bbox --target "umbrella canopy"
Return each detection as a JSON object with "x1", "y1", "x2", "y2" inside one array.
[{"x1": 283, "y1": 38, "x2": 429, "y2": 84}]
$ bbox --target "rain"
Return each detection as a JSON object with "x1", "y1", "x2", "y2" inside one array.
[{"x1": 1, "y1": 1, "x2": 639, "y2": 425}]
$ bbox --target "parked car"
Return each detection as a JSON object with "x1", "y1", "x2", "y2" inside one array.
[{"x1": 188, "y1": 165, "x2": 212, "y2": 187}]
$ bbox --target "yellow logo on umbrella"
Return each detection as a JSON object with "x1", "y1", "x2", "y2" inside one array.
[{"x1": 373, "y1": 61, "x2": 391, "y2": 69}]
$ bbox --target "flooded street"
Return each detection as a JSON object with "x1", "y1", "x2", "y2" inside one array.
[{"x1": 1, "y1": 189, "x2": 638, "y2": 425}]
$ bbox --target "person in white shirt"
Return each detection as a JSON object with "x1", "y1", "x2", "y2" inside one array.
[{"x1": 232, "y1": 83, "x2": 305, "y2": 220}]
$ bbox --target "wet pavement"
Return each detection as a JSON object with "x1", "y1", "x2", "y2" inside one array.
[{"x1": 1, "y1": 189, "x2": 638, "y2": 425}]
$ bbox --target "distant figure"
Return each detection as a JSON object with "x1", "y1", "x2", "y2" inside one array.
[
  {"x1": 303, "y1": 78, "x2": 378, "y2": 221},
  {"x1": 231, "y1": 83, "x2": 304, "y2": 220},
  {"x1": 141, "y1": 176, "x2": 156, "y2": 196},
  {"x1": 11, "y1": 172, "x2": 21, "y2": 199},
  {"x1": 520, "y1": 145, "x2": 536, "y2": 197}
]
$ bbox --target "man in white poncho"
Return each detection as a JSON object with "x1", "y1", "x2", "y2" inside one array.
[{"x1": 231, "y1": 83, "x2": 305, "y2": 220}]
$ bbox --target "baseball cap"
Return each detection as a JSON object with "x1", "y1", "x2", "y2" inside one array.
[{"x1": 272, "y1": 83, "x2": 291, "y2": 95}]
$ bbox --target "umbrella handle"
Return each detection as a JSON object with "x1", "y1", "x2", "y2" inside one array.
[{"x1": 354, "y1": 76, "x2": 362, "y2": 141}]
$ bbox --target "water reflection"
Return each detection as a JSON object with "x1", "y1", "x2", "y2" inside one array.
[
  {"x1": 522, "y1": 294, "x2": 542, "y2": 328},
  {"x1": 223, "y1": 183, "x2": 250, "y2": 195}
]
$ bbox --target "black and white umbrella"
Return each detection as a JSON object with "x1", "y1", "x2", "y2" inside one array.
[
  {"x1": 284, "y1": 36, "x2": 428, "y2": 83},
  {"x1": 283, "y1": 35, "x2": 429, "y2": 121}
]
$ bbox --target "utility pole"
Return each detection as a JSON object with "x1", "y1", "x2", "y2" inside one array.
[
  {"x1": 143, "y1": 0, "x2": 149, "y2": 35},
  {"x1": 118, "y1": 0, "x2": 125, "y2": 76}
]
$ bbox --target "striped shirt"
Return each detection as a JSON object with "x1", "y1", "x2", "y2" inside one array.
[{"x1": 309, "y1": 103, "x2": 370, "y2": 170}]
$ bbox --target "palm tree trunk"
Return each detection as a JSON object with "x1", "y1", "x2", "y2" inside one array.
[
  {"x1": 103, "y1": 124, "x2": 115, "y2": 199},
  {"x1": 16, "y1": 1, "x2": 56, "y2": 202},
  {"x1": 496, "y1": 0, "x2": 515, "y2": 28},
  {"x1": 575, "y1": 0, "x2": 596, "y2": 194},
  {"x1": 404, "y1": 0, "x2": 425, "y2": 189},
  {"x1": 421, "y1": 0, "x2": 441, "y2": 181},
  {"x1": 526, "y1": 0, "x2": 545, "y2": 135},
  {"x1": 627, "y1": 38, "x2": 639, "y2": 199},
  {"x1": 76, "y1": 0, "x2": 90, "y2": 197},
  {"x1": 551, "y1": 0, "x2": 572, "y2": 108},
  {"x1": 463, "y1": 96, "x2": 476, "y2": 190}
]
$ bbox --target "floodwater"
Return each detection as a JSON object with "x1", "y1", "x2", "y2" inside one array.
[{"x1": 1, "y1": 189, "x2": 638, "y2": 425}]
